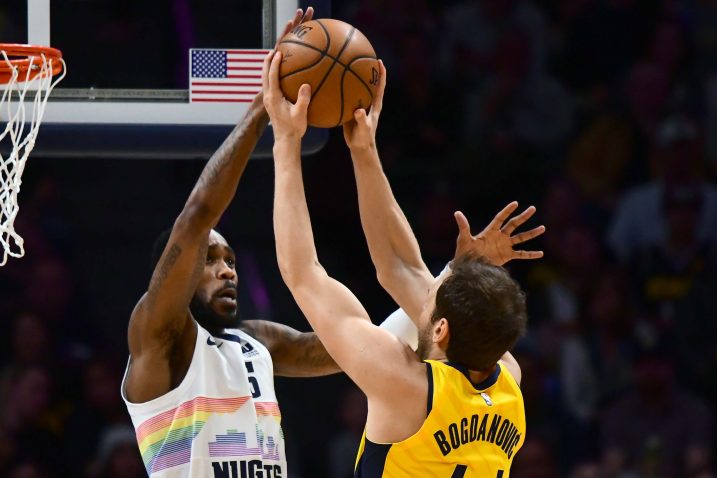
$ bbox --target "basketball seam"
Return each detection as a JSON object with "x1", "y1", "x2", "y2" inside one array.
[
  {"x1": 337, "y1": 67, "x2": 347, "y2": 128},
  {"x1": 277, "y1": 47, "x2": 326, "y2": 81},
  {"x1": 313, "y1": 26, "x2": 356, "y2": 104},
  {"x1": 277, "y1": 40, "x2": 377, "y2": 77},
  {"x1": 336, "y1": 55, "x2": 377, "y2": 127},
  {"x1": 315, "y1": 19, "x2": 332, "y2": 52},
  {"x1": 344, "y1": 56, "x2": 378, "y2": 100},
  {"x1": 333, "y1": 28, "x2": 359, "y2": 126},
  {"x1": 278, "y1": 20, "x2": 331, "y2": 81}
]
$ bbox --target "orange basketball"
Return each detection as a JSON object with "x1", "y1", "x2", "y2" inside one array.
[{"x1": 276, "y1": 19, "x2": 380, "y2": 128}]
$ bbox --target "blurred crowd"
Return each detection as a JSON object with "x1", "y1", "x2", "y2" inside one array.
[{"x1": 1, "y1": 0, "x2": 717, "y2": 477}]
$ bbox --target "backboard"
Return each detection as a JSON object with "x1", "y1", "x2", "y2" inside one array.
[{"x1": 0, "y1": 0, "x2": 329, "y2": 159}]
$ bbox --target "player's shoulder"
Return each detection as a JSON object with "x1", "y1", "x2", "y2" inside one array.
[{"x1": 222, "y1": 326, "x2": 271, "y2": 358}]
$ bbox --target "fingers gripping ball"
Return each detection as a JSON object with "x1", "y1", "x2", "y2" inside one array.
[{"x1": 276, "y1": 19, "x2": 380, "y2": 128}]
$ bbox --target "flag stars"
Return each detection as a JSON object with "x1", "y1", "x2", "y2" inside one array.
[{"x1": 191, "y1": 50, "x2": 228, "y2": 78}]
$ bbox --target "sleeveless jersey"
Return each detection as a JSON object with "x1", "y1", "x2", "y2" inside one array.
[
  {"x1": 121, "y1": 324, "x2": 287, "y2": 478},
  {"x1": 354, "y1": 360, "x2": 525, "y2": 478}
]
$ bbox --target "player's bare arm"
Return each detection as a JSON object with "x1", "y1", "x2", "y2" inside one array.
[
  {"x1": 239, "y1": 320, "x2": 340, "y2": 377},
  {"x1": 345, "y1": 63, "x2": 544, "y2": 385},
  {"x1": 346, "y1": 63, "x2": 544, "y2": 317},
  {"x1": 125, "y1": 8, "x2": 315, "y2": 404},
  {"x1": 343, "y1": 60, "x2": 434, "y2": 321},
  {"x1": 264, "y1": 51, "x2": 428, "y2": 442},
  {"x1": 125, "y1": 92, "x2": 269, "y2": 403}
]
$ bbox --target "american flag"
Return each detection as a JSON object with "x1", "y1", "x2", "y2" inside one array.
[{"x1": 189, "y1": 49, "x2": 269, "y2": 103}]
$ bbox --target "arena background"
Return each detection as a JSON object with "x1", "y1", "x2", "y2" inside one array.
[{"x1": 1, "y1": 0, "x2": 716, "y2": 477}]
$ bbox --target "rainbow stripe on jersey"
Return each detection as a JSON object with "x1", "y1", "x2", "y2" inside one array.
[
  {"x1": 135, "y1": 395, "x2": 251, "y2": 474},
  {"x1": 255, "y1": 401, "x2": 281, "y2": 424}
]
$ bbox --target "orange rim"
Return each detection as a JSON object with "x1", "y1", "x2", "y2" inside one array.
[{"x1": 0, "y1": 44, "x2": 63, "y2": 84}]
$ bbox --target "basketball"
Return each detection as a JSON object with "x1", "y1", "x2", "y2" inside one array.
[{"x1": 277, "y1": 19, "x2": 380, "y2": 128}]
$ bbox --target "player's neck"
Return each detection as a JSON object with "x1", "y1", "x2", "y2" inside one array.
[
  {"x1": 426, "y1": 346, "x2": 447, "y2": 363},
  {"x1": 205, "y1": 325, "x2": 227, "y2": 337}
]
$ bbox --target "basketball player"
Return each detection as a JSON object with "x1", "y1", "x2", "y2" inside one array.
[
  {"x1": 120, "y1": 9, "x2": 339, "y2": 478},
  {"x1": 264, "y1": 49, "x2": 543, "y2": 477}
]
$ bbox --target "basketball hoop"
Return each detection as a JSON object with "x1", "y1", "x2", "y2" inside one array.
[{"x1": 0, "y1": 44, "x2": 65, "y2": 266}]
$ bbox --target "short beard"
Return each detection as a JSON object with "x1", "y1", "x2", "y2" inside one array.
[
  {"x1": 415, "y1": 323, "x2": 433, "y2": 361},
  {"x1": 189, "y1": 295, "x2": 241, "y2": 332}
]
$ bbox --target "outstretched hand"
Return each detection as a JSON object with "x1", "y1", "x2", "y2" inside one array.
[
  {"x1": 278, "y1": 7, "x2": 314, "y2": 45},
  {"x1": 343, "y1": 60, "x2": 387, "y2": 152},
  {"x1": 262, "y1": 51, "x2": 311, "y2": 142},
  {"x1": 254, "y1": 7, "x2": 313, "y2": 104},
  {"x1": 454, "y1": 202, "x2": 545, "y2": 266}
]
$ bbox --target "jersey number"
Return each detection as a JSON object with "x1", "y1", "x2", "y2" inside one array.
[
  {"x1": 245, "y1": 361, "x2": 262, "y2": 398},
  {"x1": 451, "y1": 466, "x2": 504, "y2": 478}
]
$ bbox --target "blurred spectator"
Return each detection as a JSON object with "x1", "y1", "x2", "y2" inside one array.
[
  {"x1": 0, "y1": 367, "x2": 62, "y2": 466},
  {"x1": 559, "y1": 271, "x2": 637, "y2": 469},
  {"x1": 438, "y1": 0, "x2": 548, "y2": 86},
  {"x1": 647, "y1": 19, "x2": 691, "y2": 83},
  {"x1": 580, "y1": 272, "x2": 636, "y2": 404},
  {"x1": 601, "y1": 351, "x2": 713, "y2": 477},
  {"x1": 630, "y1": 181, "x2": 717, "y2": 322},
  {"x1": 560, "y1": 270, "x2": 636, "y2": 417},
  {"x1": 461, "y1": 26, "x2": 574, "y2": 151},
  {"x1": 511, "y1": 435, "x2": 559, "y2": 478},
  {"x1": 607, "y1": 116, "x2": 717, "y2": 261},
  {"x1": 623, "y1": 62, "x2": 671, "y2": 142},
  {"x1": 89, "y1": 425, "x2": 145, "y2": 478},
  {"x1": 532, "y1": 223, "x2": 602, "y2": 328},
  {"x1": 567, "y1": 114, "x2": 635, "y2": 208},
  {"x1": 63, "y1": 358, "x2": 130, "y2": 477},
  {"x1": 0, "y1": 313, "x2": 52, "y2": 376},
  {"x1": 568, "y1": 461, "x2": 615, "y2": 478},
  {"x1": 5, "y1": 461, "x2": 55, "y2": 478},
  {"x1": 327, "y1": 386, "x2": 367, "y2": 478}
]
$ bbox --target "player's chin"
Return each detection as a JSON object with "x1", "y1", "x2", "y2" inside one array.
[
  {"x1": 212, "y1": 299, "x2": 240, "y2": 323},
  {"x1": 213, "y1": 301, "x2": 237, "y2": 317}
]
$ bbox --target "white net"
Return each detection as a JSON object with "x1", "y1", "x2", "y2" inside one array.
[{"x1": 0, "y1": 50, "x2": 65, "y2": 266}]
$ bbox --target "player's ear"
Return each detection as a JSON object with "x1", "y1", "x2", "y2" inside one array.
[{"x1": 433, "y1": 318, "x2": 450, "y2": 345}]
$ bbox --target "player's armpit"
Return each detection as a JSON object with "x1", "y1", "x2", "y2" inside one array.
[{"x1": 239, "y1": 320, "x2": 340, "y2": 377}]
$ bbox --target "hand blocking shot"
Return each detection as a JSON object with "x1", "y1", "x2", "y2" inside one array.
[{"x1": 264, "y1": 47, "x2": 545, "y2": 477}]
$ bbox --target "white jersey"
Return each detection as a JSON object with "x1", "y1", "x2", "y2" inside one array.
[{"x1": 121, "y1": 324, "x2": 287, "y2": 478}]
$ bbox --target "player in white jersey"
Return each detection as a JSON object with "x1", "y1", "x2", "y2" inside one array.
[{"x1": 119, "y1": 9, "x2": 338, "y2": 477}]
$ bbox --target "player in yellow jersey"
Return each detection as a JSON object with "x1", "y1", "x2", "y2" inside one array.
[{"x1": 263, "y1": 52, "x2": 544, "y2": 477}]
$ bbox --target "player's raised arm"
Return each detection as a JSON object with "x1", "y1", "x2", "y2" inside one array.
[
  {"x1": 343, "y1": 60, "x2": 433, "y2": 320},
  {"x1": 125, "y1": 92, "x2": 269, "y2": 399},
  {"x1": 125, "y1": 9, "x2": 314, "y2": 403},
  {"x1": 264, "y1": 51, "x2": 420, "y2": 399},
  {"x1": 345, "y1": 62, "x2": 545, "y2": 322}
]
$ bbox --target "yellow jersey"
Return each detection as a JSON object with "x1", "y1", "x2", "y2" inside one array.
[{"x1": 354, "y1": 360, "x2": 525, "y2": 477}]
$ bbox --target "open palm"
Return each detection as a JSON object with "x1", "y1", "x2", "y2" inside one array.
[{"x1": 455, "y1": 202, "x2": 545, "y2": 266}]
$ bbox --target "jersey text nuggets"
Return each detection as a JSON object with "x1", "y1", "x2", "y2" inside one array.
[
  {"x1": 433, "y1": 413, "x2": 522, "y2": 458},
  {"x1": 211, "y1": 459, "x2": 283, "y2": 478}
]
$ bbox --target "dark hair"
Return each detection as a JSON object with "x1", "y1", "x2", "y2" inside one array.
[{"x1": 431, "y1": 253, "x2": 527, "y2": 371}]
